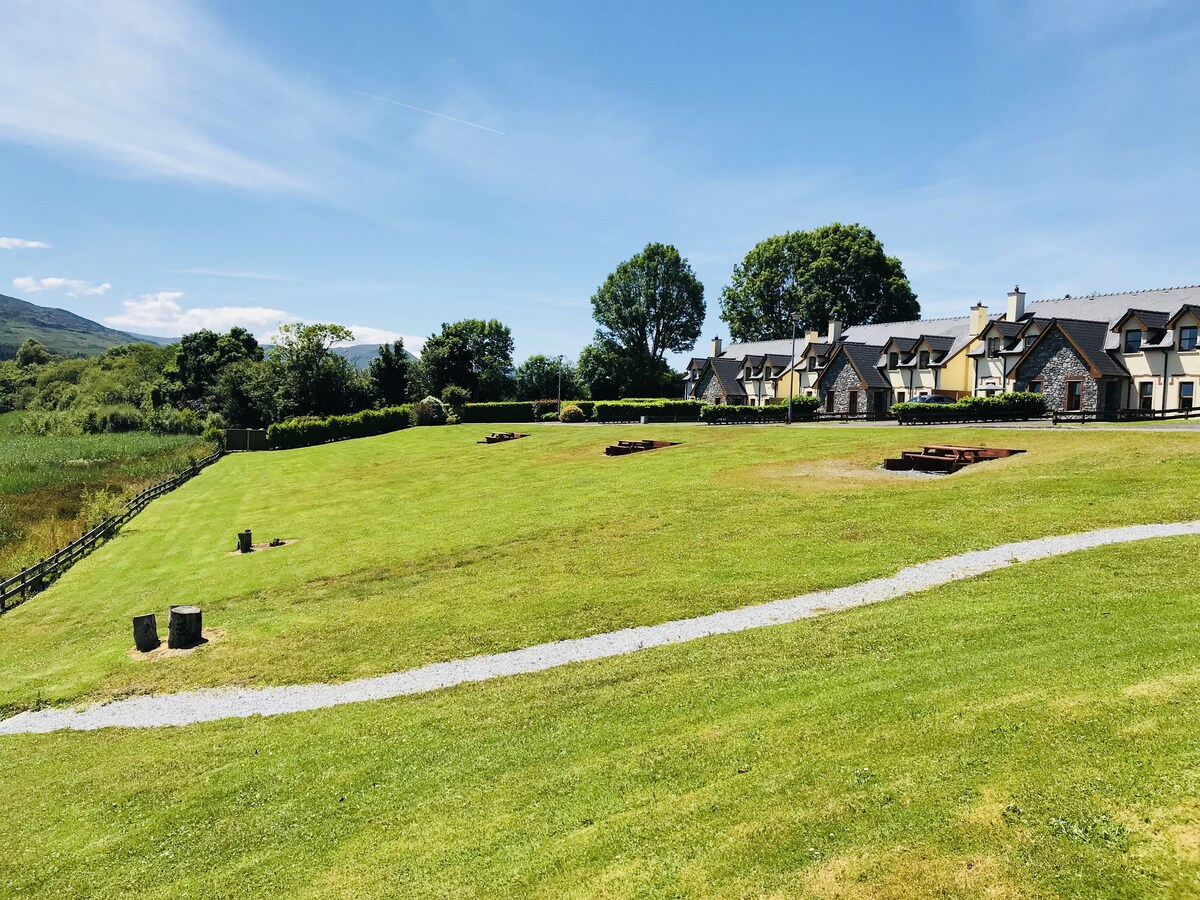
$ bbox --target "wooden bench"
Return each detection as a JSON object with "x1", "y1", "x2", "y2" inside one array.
[{"x1": 604, "y1": 439, "x2": 678, "y2": 456}]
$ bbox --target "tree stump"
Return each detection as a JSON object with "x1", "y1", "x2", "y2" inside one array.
[
  {"x1": 168, "y1": 605, "x2": 203, "y2": 649},
  {"x1": 132, "y1": 613, "x2": 160, "y2": 652},
  {"x1": 237, "y1": 529, "x2": 253, "y2": 553}
]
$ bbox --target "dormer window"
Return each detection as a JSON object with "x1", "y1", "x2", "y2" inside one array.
[
  {"x1": 1181, "y1": 325, "x2": 1198, "y2": 351},
  {"x1": 1124, "y1": 329, "x2": 1143, "y2": 352},
  {"x1": 807, "y1": 357, "x2": 817, "y2": 371},
  {"x1": 918, "y1": 350, "x2": 930, "y2": 369},
  {"x1": 987, "y1": 337, "x2": 1001, "y2": 358},
  {"x1": 1023, "y1": 335, "x2": 1036, "y2": 350},
  {"x1": 887, "y1": 351, "x2": 899, "y2": 370}
]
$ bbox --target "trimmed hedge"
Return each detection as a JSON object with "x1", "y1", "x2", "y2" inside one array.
[
  {"x1": 700, "y1": 404, "x2": 786, "y2": 423},
  {"x1": 459, "y1": 400, "x2": 596, "y2": 422},
  {"x1": 593, "y1": 400, "x2": 703, "y2": 422},
  {"x1": 267, "y1": 405, "x2": 412, "y2": 450},
  {"x1": 891, "y1": 392, "x2": 1047, "y2": 422}
]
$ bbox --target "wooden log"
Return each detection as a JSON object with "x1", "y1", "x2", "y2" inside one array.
[
  {"x1": 237, "y1": 529, "x2": 253, "y2": 553},
  {"x1": 168, "y1": 605, "x2": 203, "y2": 649},
  {"x1": 133, "y1": 613, "x2": 160, "y2": 652}
]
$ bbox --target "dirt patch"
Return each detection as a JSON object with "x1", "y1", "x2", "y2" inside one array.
[
  {"x1": 126, "y1": 627, "x2": 225, "y2": 661},
  {"x1": 803, "y1": 847, "x2": 1035, "y2": 899},
  {"x1": 227, "y1": 538, "x2": 299, "y2": 557}
]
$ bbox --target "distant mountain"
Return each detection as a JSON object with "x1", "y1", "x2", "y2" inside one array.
[
  {"x1": 334, "y1": 343, "x2": 417, "y2": 369},
  {"x1": 0, "y1": 294, "x2": 176, "y2": 359}
]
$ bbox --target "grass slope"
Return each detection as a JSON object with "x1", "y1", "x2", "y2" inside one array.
[
  {"x1": 1, "y1": 539, "x2": 1198, "y2": 898},
  {"x1": 0, "y1": 425, "x2": 1197, "y2": 714}
]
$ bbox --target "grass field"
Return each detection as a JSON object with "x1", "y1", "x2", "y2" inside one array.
[
  {"x1": 0, "y1": 423, "x2": 1198, "y2": 897},
  {"x1": 0, "y1": 412, "x2": 210, "y2": 575},
  {"x1": 0, "y1": 423, "x2": 1198, "y2": 713}
]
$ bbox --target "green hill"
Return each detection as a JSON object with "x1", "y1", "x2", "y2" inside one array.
[{"x1": 0, "y1": 294, "x2": 174, "y2": 359}]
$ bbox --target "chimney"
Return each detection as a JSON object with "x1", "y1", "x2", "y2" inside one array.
[
  {"x1": 805, "y1": 328, "x2": 819, "y2": 343},
  {"x1": 969, "y1": 303, "x2": 989, "y2": 335},
  {"x1": 1006, "y1": 285, "x2": 1026, "y2": 322},
  {"x1": 710, "y1": 335, "x2": 723, "y2": 357},
  {"x1": 827, "y1": 320, "x2": 843, "y2": 343}
]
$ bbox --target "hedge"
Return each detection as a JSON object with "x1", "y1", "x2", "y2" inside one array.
[
  {"x1": 700, "y1": 404, "x2": 785, "y2": 423},
  {"x1": 891, "y1": 392, "x2": 1047, "y2": 422},
  {"x1": 267, "y1": 404, "x2": 412, "y2": 450},
  {"x1": 458, "y1": 402, "x2": 536, "y2": 423},
  {"x1": 593, "y1": 400, "x2": 703, "y2": 421}
]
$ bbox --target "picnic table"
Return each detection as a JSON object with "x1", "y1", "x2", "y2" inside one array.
[{"x1": 479, "y1": 432, "x2": 528, "y2": 444}]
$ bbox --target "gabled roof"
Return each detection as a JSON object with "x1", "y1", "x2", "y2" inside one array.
[
  {"x1": 1012, "y1": 318, "x2": 1128, "y2": 380},
  {"x1": 686, "y1": 357, "x2": 707, "y2": 371},
  {"x1": 702, "y1": 356, "x2": 747, "y2": 398},
  {"x1": 881, "y1": 336, "x2": 918, "y2": 354},
  {"x1": 816, "y1": 342, "x2": 889, "y2": 390},
  {"x1": 1166, "y1": 304, "x2": 1200, "y2": 328},
  {"x1": 1111, "y1": 308, "x2": 1169, "y2": 334},
  {"x1": 762, "y1": 354, "x2": 792, "y2": 367}
]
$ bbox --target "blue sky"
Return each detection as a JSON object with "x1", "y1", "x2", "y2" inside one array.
[{"x1": 2, "y1": 0, "x2": 1198, "y2": 365}]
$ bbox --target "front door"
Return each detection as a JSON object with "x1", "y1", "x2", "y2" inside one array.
[
  {"x1": 847, "y1": 391, "x2": 859, "y2": 415},
  {"x1": 1104, "y1": 380, "x2": 1120, "y2": 415}
]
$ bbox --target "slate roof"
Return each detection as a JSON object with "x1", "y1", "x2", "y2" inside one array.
[
  {"x1": 707, "y1": 357, "x2": 747, "y2": 397},
  {"x1": 819, "y1": 342, "x2": 890, "y2": 390},
  {"x1": 1113, "y1": 308, "x2": 1170, "y2": 333},
  {"x1": 1019, "y1": 318, "x2": 1128, "y2": 379}
]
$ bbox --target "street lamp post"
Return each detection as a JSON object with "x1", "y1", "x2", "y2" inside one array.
[{"x1": 787, "y1": 313, "x2": 804, "y2": 424}]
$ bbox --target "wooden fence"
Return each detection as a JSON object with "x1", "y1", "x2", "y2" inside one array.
[
  {"x1": 0, "y1": 448, "x2": 224, "y2": 613},
  {"x1": 1051, "y1": 406, "x2": 1197, "y2": 425}
]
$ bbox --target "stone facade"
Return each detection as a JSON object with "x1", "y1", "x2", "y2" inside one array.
[
  {"x1": 696, "y1": 369, "x2": 745, "y2": 405},
  {"x1": 819, "y1": 355, "x2": 885, "y2": 414},
  {"x1": 1012, "y1": 330, "x2": 1101, "y2": 412}
]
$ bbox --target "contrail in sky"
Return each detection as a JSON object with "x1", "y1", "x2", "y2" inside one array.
[{"x1": 346, "y1": 88, "x2": 505, "y2": 135}]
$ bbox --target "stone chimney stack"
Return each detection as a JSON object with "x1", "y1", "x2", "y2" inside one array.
[
  {"x1": 827, "y1": 320, "x2": 843, "y2": 343},
  {"x1": 1006, "y1": 286, "x2": 1026, "y2": 322},
  {"x1": 710, "y1": 336, "x2": 723, "y2": 357},
  {"x1": 805, "y1": 328, "x2": 819, "y2": 343},
  {"x1": 969, "y1": 303, "x2": 989, "y2": 335}
]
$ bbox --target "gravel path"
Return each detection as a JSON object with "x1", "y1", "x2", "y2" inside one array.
[{"x1": 3, "y1": 520, "x2": 1198, "y2": 735}]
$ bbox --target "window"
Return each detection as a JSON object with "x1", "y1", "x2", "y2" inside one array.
[
  {"x1": 1030, "y1": 380, "x2": 1043, "y2": 394},
  {"x1": 1024, "y1": 334, "x2": 1037, "y2": 350},
  {"x1": 1139, "y1": 381, "x2": 1154, "y2": 411},
  {"x1": 847, "y1": 391, "x2": 859, "y2": 415},
  {"x1": 824, "y1": 391, "x2": 835, "y2": 412},
  {"x1": 1181, "y1": 326, "x2": 1198, "y2": 351},
  {"x1": 1125, "y1": 329, "x2": 1143, "y2": 352},
  {"x1": 1065, "y1": 380, "x2": 1083, "y2": 411},
  {"x1": 1180, "y1": 382, "x2": 1195, "y2": 409},
  {"x1": 918, "y1": 350, "x2": 930, "y2": 369},
  {"x1": 987, "y1": 337, "x2": 1001, "y2": 358},
  {"x1": 888, "y1": 351, "x2": 899, "y2": 370},
  {"x1": 807, "y1": 357, "x2": 817, "y2": 371}
]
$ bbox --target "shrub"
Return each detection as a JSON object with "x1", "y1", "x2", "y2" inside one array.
[
  {"x1": 560, "y1": 404, "x2": 585, "y2": 423},
  {"x1": 410, "y1": 396, "x2": 448, "y2": 427},
  {"x1": 537, "y1": 411, "x2": 557, "y2": 421},
  {"x1": 440, "y1": 385, "x2": 470, "y2": 414},
  {"x1": 459, "y1": 402, "x2": 537, "y2": 423},
  {"x1": 700, "y1": 404, "x2": 790, "y2": 423},
  {"x1": 267, "y1": 404, "x2": 413, "y2": 450},
  {"x1": 592, "y1": 400, "x2": 703, "y2": 422},
  {"x1": 531, "y1": 399, "x2": 559, "y2": 419},
  {"x1": 891, "y1": 391, "x2": 1047, "y2": 422}
]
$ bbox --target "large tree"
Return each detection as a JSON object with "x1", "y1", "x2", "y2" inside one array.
[
  {"x1": 163, "y1": 327, "x2": 263, "y2": 408},
  {"x1": 719, "y1": 223, "x2": 918, "y2": 341},
  {"x1": 591, "y1": 242, "x2": 705, "y2": 362},
  {"x1": 513, "y1": 354, "x2": 582, "y2": 401},
  {"x1": 270, "y1": 322, "x2": 366, "y2": 418},
  {"x1": 418, "y1": 319, "x2": 514, "y2": 402},
  {"x1": 367, "y1": 339, "x2": 412, "y2": 407},
  {"x1": 576, "y1": 336, "x2": 679, "y2": 400}
]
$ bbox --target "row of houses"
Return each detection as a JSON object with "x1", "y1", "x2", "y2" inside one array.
[{"x1": 685, "y1": 285, "x2": 1200, "y2": 415}]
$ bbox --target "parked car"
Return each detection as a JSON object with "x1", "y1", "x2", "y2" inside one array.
[{"x1": 909, "y1": 394, "x2": 957, "y2": 404}]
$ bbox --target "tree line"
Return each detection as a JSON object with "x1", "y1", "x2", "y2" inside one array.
[{"x1": 0, "y1": 222, "x2": 918, "y2": 431}]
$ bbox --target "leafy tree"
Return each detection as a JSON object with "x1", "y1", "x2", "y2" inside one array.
[
  {"x1": 419, "y1": 319, "x2": 514, "y2": 402},
  {"x1": 270, "y1": 323, "x2": 367, "y2": 419},
  {"x1": 513, "y1": 354, "x2": 582, "y2": 401},
  {"x1": 720, "y1": 223, "x2": 918, "y2": 341},
  {"x1": 591, "y1": 242, "x2": 705, "y2": 361},
  {"x1": 439, "y1": 384, "x2": 470, "y2": 414},
  {"x1": 15, "y1": 339, "x2": 51, "y2": 368},
  {"x1": 212, "y1": 358, "x2": 278, "y2": 427},
  {"x1": 577, "y1": 337, "x2": 678, "y2": 400},
  {"x1": 163, "y1": 327, "x2": 263, "y2": 408},
  {"x1": 367, "y1": 339, "x2": 412, "y2": 408}
]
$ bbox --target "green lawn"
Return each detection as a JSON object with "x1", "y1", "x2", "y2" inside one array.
[
  {"x1": 0, "y1": 424, "x2": 1198, "y2": 712},
  {"x1": 0, "y1": 412, "x2": 210, "y2": 573},
  {"x1": 1, "y1": 537, "x2": 1198, "y2": 898}
]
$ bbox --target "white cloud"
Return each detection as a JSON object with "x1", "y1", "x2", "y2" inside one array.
[
  {"x1": 13, "y1": 275, "x2": 111, "y2": 297},
  {"x1": 0, "y1": 237, "x2": 50, "y2": 250},
  {"x1": 177, "y1": 268, "x2": 291, "y2": 282},
  {"x1": 103, "y1": 291, "x2": 292, "y2": 336},
  {"x1": 0, "y1": 0, "x2": 359, "y2": 193}
]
